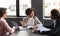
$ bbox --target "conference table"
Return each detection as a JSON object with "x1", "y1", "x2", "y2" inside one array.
[{"x1": 5, "y1": 26, "x2": 50, "y2": 36}]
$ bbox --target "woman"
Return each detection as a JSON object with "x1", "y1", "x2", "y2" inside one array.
[
  {"x1": 0, "y1": 8, "x2": 15, "y2": 36},
  {"x1": 50, "y1": 9, "x2": 60, "y2": 36},
  {"x1": 20, "y1": 8, "x2": 50, "y2": 32}
]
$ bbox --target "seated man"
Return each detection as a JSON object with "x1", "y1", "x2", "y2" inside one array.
[{"x1": 0, "y1": 8, "x2": 15, "y2": 36}]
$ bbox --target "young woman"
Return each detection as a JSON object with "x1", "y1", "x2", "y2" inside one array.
[
  {"x1": 50, "y1": 9, "x2": 60, "y2": 36},
  {"x1": 20, "y1": 8, "x2": 50, "y2": 32},
  {"x1": 0, "y1": 8, "x2": 15, "y2": 36}
]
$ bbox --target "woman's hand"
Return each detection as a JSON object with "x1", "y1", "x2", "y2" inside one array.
[
  {"x1": 33, "y1": 24, "x2": 38, "y2": 32},
  {"x1": 20, "y1": 21, "x2": 27, "y2": 27}
]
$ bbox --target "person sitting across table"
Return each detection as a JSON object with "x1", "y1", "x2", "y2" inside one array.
[
  {"x1": 50, "y1": 9, "x2": 60, "y2": 36},
  {"x1": 20, "y1": 8, "x2": 50, "y2": 32},
  {"x1": 0, "y1": 8, "x2": 15, "y2": 36}
]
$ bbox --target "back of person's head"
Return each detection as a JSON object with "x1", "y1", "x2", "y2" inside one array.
[
  {"x1": 25, "y1": 8, "x2": 36, "y2": 16},
  {"x1": 51, "y1": 9, "x2": 60, "y2": 19},
  {"x1": 0, "y1": 8, "x2": 7, "y2": 17}
]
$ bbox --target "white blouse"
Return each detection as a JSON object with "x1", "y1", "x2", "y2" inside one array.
[
  {"x1": 23, "y1": 16, "x2": 51, "y2": 32},
  {"x1": 23, "y1": 16, "x2": 43, "y2": 26}
]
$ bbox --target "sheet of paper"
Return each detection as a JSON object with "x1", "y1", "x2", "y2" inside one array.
[
  {"x1": 37, "y1": 24, "x2": 51, "y2": 32},
  {"x1": 27, "y1": 26, "x2": 33, "y2": 28}
]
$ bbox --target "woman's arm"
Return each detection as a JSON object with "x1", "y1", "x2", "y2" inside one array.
[
  {"x1": 20, "y1": 17, "x2": 27, "y2": 27},
  {"x1": 35, "y1": 17, "x2": 43, "y2": 25}
]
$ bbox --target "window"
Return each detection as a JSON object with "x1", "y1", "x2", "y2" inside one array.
[
  {"x1": 43, "y1": 0, "x2": 60, "y2": 20},
  {"x1": 0, "y1": 0, "x2": 16, "y2": 16},
  {"x1": 19, "y1": 0, "x2": 31, "y2": 16}
]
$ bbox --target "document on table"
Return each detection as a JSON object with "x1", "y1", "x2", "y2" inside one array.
[
  {"x1": 27, "y1": 26, "x2": 33, "y2": 28},
  {"x1": 19, "y1": 26, "x2": 33, "y2": 30},
  {"x1": 37, "y1": 24, "x2": 51, "y2": 32}
]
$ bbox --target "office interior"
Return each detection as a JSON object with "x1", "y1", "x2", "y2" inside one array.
[
  {"x1": 0, "y1": 0, "x2": 59, "y2": 36},
  {"x1": 5, "y1": 0, "x2": 53, "y2": 27}
]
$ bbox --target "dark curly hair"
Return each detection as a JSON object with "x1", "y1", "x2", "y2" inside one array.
[
  {"x1": 25, "y1": 8, "x2": 36, "y2": 16},
  {"x1": 51, "y1": 9, "x2": 60, "y2": 19}
]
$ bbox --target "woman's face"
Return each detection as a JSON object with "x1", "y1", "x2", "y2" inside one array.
[{"x1": 29, "y1": 10, "x2": 35, "y2": 17}]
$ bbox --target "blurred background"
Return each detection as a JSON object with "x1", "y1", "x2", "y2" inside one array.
[{"x1": 0, "y1": 0, "x2": 59, "y2": 28}]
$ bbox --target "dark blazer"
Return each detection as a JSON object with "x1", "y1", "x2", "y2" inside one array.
[{"x1": 51, "y1": 19, "x2": 60, "y2": 36}]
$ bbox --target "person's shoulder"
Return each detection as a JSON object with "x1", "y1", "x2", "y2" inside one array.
[
  {"x1": 0, "y1": 20, "x2": 4, "y2": 22},
  {"x1": 34, "y1": 16, "x2": 38, "y2": 19},
  {"x1": 56, "y1": 19, "x2": 60, "y2": 23},
  {"x1": 0, "y1": 20, "x2": 5, "y2": 25}
]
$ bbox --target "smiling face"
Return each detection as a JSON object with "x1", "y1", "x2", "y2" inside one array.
[
  {"x1": 26, "y1": 8, "x2": 36, "y2": 18},
  {"x1": 29, "y1": 10, "x2": 35, "y2": 17}
]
